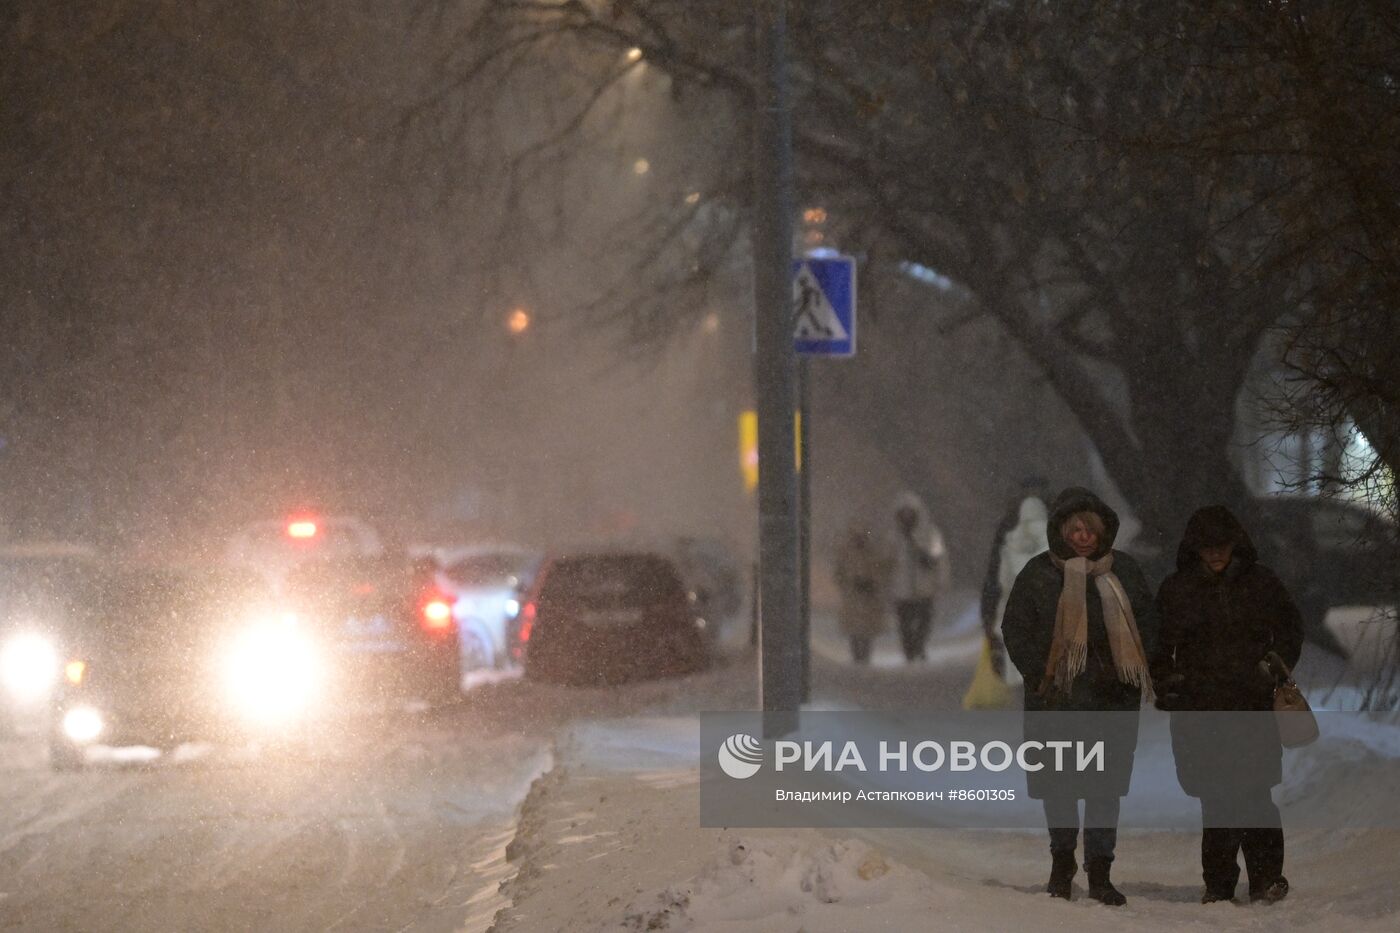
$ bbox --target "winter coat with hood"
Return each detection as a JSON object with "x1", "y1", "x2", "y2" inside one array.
[
  {"x1": 888, "y1": 492, "x2": 949, "y2": 603},
  {"x1": 833, "y1": 526, "x2": 894, "y2": 639},
  {"x1": 1002, "y1": 488, "x2": 1159, "y2": 798},
  {"x1": 1154, "y1": 505, "x2": 1304, "y2": 796}
]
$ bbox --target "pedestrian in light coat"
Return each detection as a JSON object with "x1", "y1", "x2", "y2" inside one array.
[
  {"x1": 833, "y1": 522, "x2": 894, "y2": 664},
  {"x1": 888, "y1": 492, "x2": 949, "y2": 662}
]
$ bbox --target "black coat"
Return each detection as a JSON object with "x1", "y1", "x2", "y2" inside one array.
[
  {"x1": 1154, "y1": 505, "x2": 1305, "y2": 796},
  {"x1": 1002, "y1": 488, "x2": 1159, "y2": 799}
]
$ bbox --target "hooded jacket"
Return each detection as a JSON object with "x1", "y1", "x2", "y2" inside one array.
[
  {"x1": 888, "y1": 492, "x2": 948, "y2": 602},
  {"x1": 1001, "y1": 488, "x2": 1159, "y2": 798},
  {"x1": 1154, "y1": 505, "x2": 1305, "y2": 795},
  {"x1": 833, "y1": 526, "x2": 894, "y2": 638},
  {"x1": 1154, "y1": 505, "x2": 1304, "y2": 712}
]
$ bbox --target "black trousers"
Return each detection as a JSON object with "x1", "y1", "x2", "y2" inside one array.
[
  {"x1": 849, "y1": 635, "x2": 872, "y2": 664},
  {"x1": 1043, "y1": 796, "x2": 1121, "y2": 863},
  {"x1": 895, "y1": 598, "x2": 934, "y2": 661},
  {"x1": 1200, "y1": 789, "x2": 1284, "y2": 895}
]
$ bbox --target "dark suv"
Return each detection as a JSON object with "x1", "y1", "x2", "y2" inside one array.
[{"x1": 517, "y1": 552, "x2": 708, "y2": 685}]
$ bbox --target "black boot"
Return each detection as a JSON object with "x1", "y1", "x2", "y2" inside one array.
[
  {"x1": 1086, "y1": 858, "x2": 1126, "y2": 906},
  {"x1": 1046, "y1": 851, "x2": 1076, "y2": 899},
  {"x1": 1250, "y1": 876, "x2": 1289, "y2": 904}
]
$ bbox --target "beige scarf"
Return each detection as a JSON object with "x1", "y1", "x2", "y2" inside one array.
[{"x1": 1041, "y1": 553, "x2": 1154, "y2": 701}]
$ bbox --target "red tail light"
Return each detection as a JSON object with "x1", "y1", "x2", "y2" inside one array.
[
  {"x1": 421, "y1": 594, "x2": 453, "y2": 633},
  {"x1": 517, "y1": 602, "x2": 536, "y2": 643}
]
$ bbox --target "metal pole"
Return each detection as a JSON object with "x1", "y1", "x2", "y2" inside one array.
[
  {"x1": 798, "y1": 355, "x2": 812, "y2": 704},
  {"x1": 752, "y1": 0, "x2": 801, "y2": 732}
]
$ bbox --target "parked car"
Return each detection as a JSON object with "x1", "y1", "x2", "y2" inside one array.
[
  {"x1": 1253, "y1": 496, "x2": 1398, "y2": 655},
  {"x1": 49, "y1": 566, "x2": 304, "y2": 770},
  {"x1": 517, "y1": 551, "x2": 708, "y2": 685},
  {"x1": 283, "y1": 555, "x2": 461, "y2": 703},
  {"x1": 438, "y1": 546, "x2": 541, "y2": 672},
  {"x1": 665, "y1": 535, "x2": 744, "y2": 646},
  {"x1": 0, "y1": 542, "x2": 102, "y2": 735}
]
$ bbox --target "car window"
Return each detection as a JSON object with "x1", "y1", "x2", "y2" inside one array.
[
  {"x1": 540, "y1": 556, "x2": 686, "y2": 610},
  {"x1": 285, "y1": 557, "x2": 416, "y2": 602},
  {"x1": 445, "y1": 553, "x2": 534, "y2": 589}
]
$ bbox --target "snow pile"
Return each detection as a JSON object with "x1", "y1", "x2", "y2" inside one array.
[{"x1": 620, "y1": 837, "x2": 924, "y2": 932}]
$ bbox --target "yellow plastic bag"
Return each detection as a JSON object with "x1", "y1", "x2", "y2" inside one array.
[{"x1": 962, "y1": 638, "x2": 1014, "y2": 710}]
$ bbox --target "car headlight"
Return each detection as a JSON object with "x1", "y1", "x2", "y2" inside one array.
[
  {"x1": 62, "y1": 706, "x2": 104, "y2": 743},
  {"x1": 0, "y1": 632, "x2": 60, "y2": 701},
  {"x1": 221, "y1": 622, "x2": 323, "y2": 726}
]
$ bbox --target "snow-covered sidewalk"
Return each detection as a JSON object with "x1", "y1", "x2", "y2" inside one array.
[
  {"x1": 486, "y1": 715, "x2": 1400, "y2": 932},
  {"x1": 483, "y1": 597, "x2": 1400, "y2": 932}
]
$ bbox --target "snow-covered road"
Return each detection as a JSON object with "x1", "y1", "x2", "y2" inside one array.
[{"x1": 0, "y1": 704, "x2": 552, "y2": 931}]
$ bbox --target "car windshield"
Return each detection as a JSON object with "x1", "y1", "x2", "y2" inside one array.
[
  {"x1": 74, "y1": 569, "x2": 271, "y2": 655},
  {"x1": 0, "y1": 558, "x2": 99, "y2": 622},
  {"x1": 445, "y1": 553, "x2": 534, "y2": 589},
  {"x1": 541, "y1": 556, "x2": 684, "y2": 611}
]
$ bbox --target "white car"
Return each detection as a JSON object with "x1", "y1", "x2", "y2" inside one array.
[{"x1": 436, "y1": 546, "x2": 540, "y2": 671}]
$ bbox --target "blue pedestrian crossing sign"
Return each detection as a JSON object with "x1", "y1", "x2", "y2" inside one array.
[{"x1": 792, "y1": 255, "x2": 856, "y2": 357}]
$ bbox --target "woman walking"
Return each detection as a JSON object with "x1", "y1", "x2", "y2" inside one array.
[
  {"x1": 1154, "y1": 505, "x2": 1303, "y2": 905},
  {"x1": 1002, "y1": 487, "x2": 1157, "y2": 905},
  {"x1": 833, "y1": 522, "x2": 893, "y2": 664}
]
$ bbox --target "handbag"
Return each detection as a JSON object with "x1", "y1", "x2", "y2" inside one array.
[{"x1": 1261, "y1": 651, "x2": 1319, "y2": 748}]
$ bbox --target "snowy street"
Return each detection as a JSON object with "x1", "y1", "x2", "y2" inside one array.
[
  {"x1": 0, "y1": 704, "x2": 552, "y2": 931},
  {"x1": 1, "y1": 592, "x2": 1394, "y2": 931}
]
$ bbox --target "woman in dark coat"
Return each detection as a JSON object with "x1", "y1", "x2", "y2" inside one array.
[
  {"x1": 1154, "y1": 505, "x2": 1303, "y2": 905},
  {"x1": 1003, "y1": 488, "x2": 1158, "y2": 906}
]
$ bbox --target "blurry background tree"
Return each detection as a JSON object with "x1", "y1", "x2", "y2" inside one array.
[{"x1": 395, "y1": 1, "x2": 1398, "y2": 549}]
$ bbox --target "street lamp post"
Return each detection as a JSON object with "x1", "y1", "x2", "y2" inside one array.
[{"x1": 752, "y1": 0, "x2": 801, "y2": 733}]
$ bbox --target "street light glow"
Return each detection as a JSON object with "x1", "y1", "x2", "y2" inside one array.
[
  {"x1": 507, "y1": 307, "x2": 531, "y2": 335},
  {"x1": 633, "y1": 158, "x2": 650, "y2": 175},
  {"x1": 626, "y1": 47, "x2": 643, "y2": 63}
]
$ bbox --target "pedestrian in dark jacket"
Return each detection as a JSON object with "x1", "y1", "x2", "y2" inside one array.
[
  {"x1": 1002, "y1": 487, "x2": 1158, "y2": 906},
  {"x1": 1154, "y1": 505, "x2": 1303, "y2": 906}
]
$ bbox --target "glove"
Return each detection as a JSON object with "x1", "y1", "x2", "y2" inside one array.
[{"x1": 1154, "y1": 673, "x2": 1186, "y2": 711}]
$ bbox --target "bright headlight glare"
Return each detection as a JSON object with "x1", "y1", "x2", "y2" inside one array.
[
  {"x1": 1, "y1": 633, "x2": 59, "y2": 700},
  {"x1": 222, "y1": 624, "x2": 321, "y2": 725},
  {"x1": 63, "y1": 706, "x2": 104, "y2": 743}
]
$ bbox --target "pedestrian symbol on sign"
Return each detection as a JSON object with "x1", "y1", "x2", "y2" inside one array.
[
  {"x1": 791, "y1": 256, "x2": 856, "y2": 357},
  {"x1": 792, "y1": 264, "x2": 849, "y2": 341}
]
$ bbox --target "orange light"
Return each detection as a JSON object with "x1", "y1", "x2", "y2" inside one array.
[
  {"x1": 287, "y1": 520, "x2": 317, "y2": 539},
  {"x1": 507, "y1": 308, "x2": 531, "y2": 335},
  {"x1": 518, "y1": 602, "x2": 536, "y2": 643},
  {"x1": 65, "y1": 660, "x2": 86, "y2": 685},
  {"x1": 626, "y1": 47, "x2": 643, "y2": 63}
]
